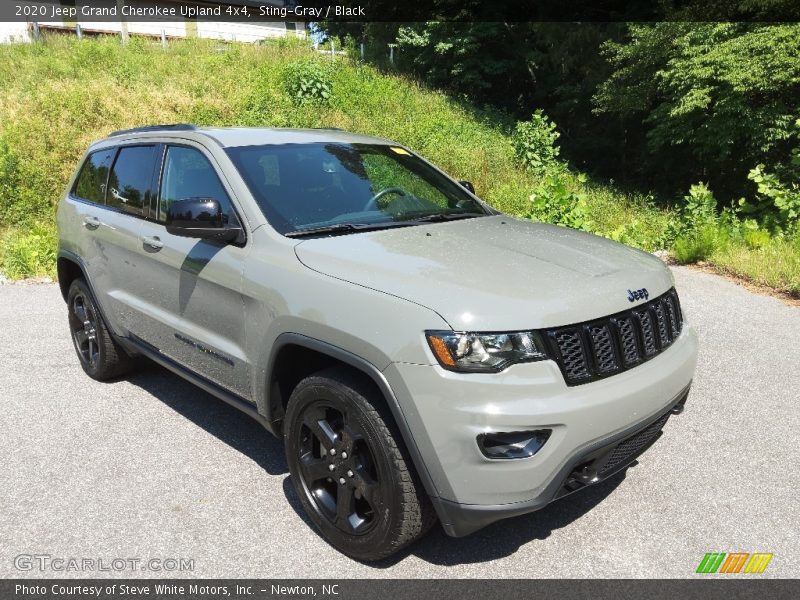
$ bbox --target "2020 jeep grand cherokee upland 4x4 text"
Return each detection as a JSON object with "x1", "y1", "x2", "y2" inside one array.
[{"x1": 57, "y1": 125, "x2": 698, "y2": 560}]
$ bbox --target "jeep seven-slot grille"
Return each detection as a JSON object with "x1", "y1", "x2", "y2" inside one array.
[{"x1": 545, "y1": 288, "x2": 683, "y2": 386}]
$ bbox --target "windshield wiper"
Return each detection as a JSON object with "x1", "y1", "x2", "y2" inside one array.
[
  {"x1": 406, "y1": 212, "x2": 488, "y2": 223},
  {"x1": 285, "y1": 222, "x2": 412, "y2": 238}
]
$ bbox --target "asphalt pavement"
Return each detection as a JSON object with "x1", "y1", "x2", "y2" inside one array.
[{"x1": 0, "y1": 267, "x2": 798, "y2": 578}]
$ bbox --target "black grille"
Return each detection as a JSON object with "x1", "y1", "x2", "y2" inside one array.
[
  {"x1": 599, "y1": 411, "x2": 670, "y2": 475},
  {"x1": 545, "y1": 288, "x2": 683, "y2": 386}
]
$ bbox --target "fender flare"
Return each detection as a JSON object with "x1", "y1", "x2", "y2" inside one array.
[{"x1": 264, "y1": 332, "x2": 439, "y2": 499}]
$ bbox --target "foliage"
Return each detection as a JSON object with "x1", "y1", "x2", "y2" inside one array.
[
  {"x1": 0, "y1": 222, "x2": 57, "y2": 279},
  {"x1": 673, "y1": 224, "x2": 727, "y2": 264},
  {"x1": 739, "y1": 164, "x2": 800, "y2": 232},
  {"x1": 0, "y1": 34, "x2": 797, "y2": 295},
  {"x1": 282, "y1": 59, "x2": 333, "y2": 105},
  {"x1": 680, "y1": 182, "x2": 718, "y2": 228},
  {"x1": 526, "y1": 171, "x2": 588, "y2": 230},
  {"x1": 512, "y1": 110, "x2": 561, "y2": 174},
  {"x1": 595, "y1": 23, "x2": 800, "y2": 198}
]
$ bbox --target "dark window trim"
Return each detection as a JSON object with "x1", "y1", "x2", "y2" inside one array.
[
  {"x1": 154, "y1": 142, "x2": 248, "y2": 246},
  {"x1": 70, "y1": 146, "x2": 119, "y2": 205},
  {"x1": 107, "y1": 143, "x2": 158, "y2": 219}
]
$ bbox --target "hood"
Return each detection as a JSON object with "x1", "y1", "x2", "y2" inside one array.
[{"x1": 294, "y1": 215, "x2": 674, "y2": 331}]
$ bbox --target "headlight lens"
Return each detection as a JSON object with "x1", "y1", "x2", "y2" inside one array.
[{"x1": 425, "y1": 330, "x2": 547, "y2": 373}]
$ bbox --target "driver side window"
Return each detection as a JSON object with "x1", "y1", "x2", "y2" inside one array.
[{"x1": 158, "y1": 146, "x2": 239, "y2": 226}]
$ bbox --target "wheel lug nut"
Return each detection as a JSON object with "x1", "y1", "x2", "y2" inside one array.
[
  {"x1": 341, "y1": 452, "x2": 348, "y2": 459},
  {"x1": 329, "y1": 449, "x2": 336, "y2": 455},
  {"x1": 328, "y1": 464, "x2": 335, "y2": 471},
  {"x1": 338, "y1": 477, "x2": 345, "y2": 485},
  {"x1": 347, "y1": 470, "x2": 354, "y2": 478}
]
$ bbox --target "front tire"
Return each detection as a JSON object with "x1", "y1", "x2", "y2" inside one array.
[
  {"x1": 67, "y1": 278, "x2": 135, "y2": 381},
  {"x1": 284, "y1": 368, "x2": 435, "y2": 561}
]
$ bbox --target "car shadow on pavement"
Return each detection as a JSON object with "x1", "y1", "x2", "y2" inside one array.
[
  {"x1": 126, "y1": 363, "x2": 288, "y2": 475},
  {"x1": 280, "y1": 450, "x2": 632, "y2": 567},
  {"x1": 396, "y1": 470, "x2": 629, "y2": 567}
]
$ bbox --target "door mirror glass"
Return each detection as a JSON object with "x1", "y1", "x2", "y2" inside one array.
[{"x1": 165, "y1": 197, "x2": 241, "y2": 242}]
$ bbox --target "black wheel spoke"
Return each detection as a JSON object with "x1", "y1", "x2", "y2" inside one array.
[
  {"x1": 74, "y1": 329, "x2": 88, "y2": 348},
  {"x1": 300, "y1": 452, "x2": 332, "y2": 482},
  {"x1": 336, "y1": 486, "x2": 354, "y2": 526},
  {"x1": 304, "y1": 415, "x2": 338, "y2": 451},
  {"x1": 354, "y1": 467, "x2": 380, "y2": 508},
  {"x1": 74, "y1": 300, "x2": 88, "y2": 323},
  {"x1": 339, "y1": 423, "x2": 364, "y2": 455}
]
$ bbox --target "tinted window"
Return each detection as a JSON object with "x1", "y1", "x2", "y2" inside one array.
[
  {"x1": 158, "y1": 146, "x2": 238, "y2": 226},
  {"x1": 73, "y1": 148, "x2": 115, "y2": 204},
  {"x1": 107, "y1": 145, "x2": 156, "y2": 216},
  {"x1": 225, "y1": 143, "x2": 487, "y2": 234}
]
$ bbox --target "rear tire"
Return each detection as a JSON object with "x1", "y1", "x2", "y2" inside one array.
[
  {"x1": 284, "y1": 367, "x2": 436, "y2": 561},
  {"x1": 67, "y1": 278, "x2": 136, "y2": 381}
]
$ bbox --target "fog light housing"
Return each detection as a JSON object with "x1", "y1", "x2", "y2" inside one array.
[{"x1": 477, "y1": 429, "x2": 552, "y2": 459}]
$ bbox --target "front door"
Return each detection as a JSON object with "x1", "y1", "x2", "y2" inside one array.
[{"x1": 130, "y1": 144, "x2": 251, "y2": 399}]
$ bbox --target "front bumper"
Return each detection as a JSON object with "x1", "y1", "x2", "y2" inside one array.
[{"x1": 382, "y1": 326, "x2": 698, "y2": 537}]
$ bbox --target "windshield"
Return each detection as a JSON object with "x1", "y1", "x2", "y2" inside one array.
[{"x1": 225, "y1": 143, "x2": 490, "y2": 235}]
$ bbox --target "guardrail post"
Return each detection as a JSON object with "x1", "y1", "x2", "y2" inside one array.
[
  {"x1": 161, "y1": 29, "x2": 167, "y2": 48},
  {"x1": 76, "y1": 23, "x2": 82, "y2": 39}
]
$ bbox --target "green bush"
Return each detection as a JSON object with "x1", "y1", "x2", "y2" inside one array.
[
  {"x1": 740, "y1": 163, "x2": 800, "y2": 233},
  {"x1": 282, "y1": 59, "x2": 333, "y2": 105},
  {"x1": 526, "y1": 171, "x2": 588, "y2": 230},
  {"x1": 743, "y1": 228, "x2": 772, "y2": 250},
  {"x1": 680, "y1": 182, "x2": 718, "y2": 229},
  {"x1": 673, "y1": 224, "x2": 727, "y2": 263},
  {"x1": 0, "y1": 222, "x2": 57, "y2": 279},
  {"x1": 512, "y1": 109, "x2": 561, "y2": 173}
]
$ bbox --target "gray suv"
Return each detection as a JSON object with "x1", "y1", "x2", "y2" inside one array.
[{"x1": 57, "y1": 124, "x2": 698, "y2": 560}]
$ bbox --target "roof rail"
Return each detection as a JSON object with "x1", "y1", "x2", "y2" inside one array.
[{"x1": 108, "y1": 124, "x2": 197, "y2": 137}]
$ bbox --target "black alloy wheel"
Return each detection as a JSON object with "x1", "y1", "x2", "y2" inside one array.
[
  {"x1": 66, "y1": 278, "x2": 136, "y2": 380},
  {"x1": 284, "y1": 368, "x2": 435, "y2": 561},
  {"x1": 296, "y1": 401, "x2": 382, "y2": 535}
]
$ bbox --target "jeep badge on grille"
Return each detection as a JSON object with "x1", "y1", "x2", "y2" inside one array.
[{"x1": 627, "y1": 288, "x2": 649, "y2": 302}]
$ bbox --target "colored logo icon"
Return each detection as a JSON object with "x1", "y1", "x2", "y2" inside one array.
[{"x1": 696, "y1": 553, "x2": 773, "y2": 574}]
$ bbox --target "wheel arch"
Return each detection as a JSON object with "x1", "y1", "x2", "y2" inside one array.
[
  {"x1": 57, "y1": 252, "x2": 86, "y2": 302},
  {"x1": 265, "y1": 333, "x2": 438, "y2": 499}
]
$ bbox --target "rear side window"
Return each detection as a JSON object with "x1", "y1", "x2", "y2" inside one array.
[
  {"x1": 158, "y1": 146, "x2": 238, "y2": 226},
  {"x1": 107, "y1": 145, "x2": 157, "y2": 216},
  {"x1": 73, "y1": 148, "x2": 115, "y2": 204}
]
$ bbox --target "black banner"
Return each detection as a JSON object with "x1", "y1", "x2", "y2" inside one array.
[
  {"x1": 2, "y1": 579, "x2": 798, "y2": 600},
  {"x1": 2, "y1": 0, "x2": 800, "y2": 23}
]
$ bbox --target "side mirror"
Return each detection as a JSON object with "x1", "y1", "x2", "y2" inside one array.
[
  {"x1": 165, "y1": 197, "x2": 241, "y2": 242},
  {"x1": 458, "y1": 180, "x2": 475, "y2": 194}
]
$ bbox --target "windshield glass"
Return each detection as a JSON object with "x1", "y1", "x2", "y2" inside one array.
[{"x1": 225, "y1": 143, "x2": 489, "y2": 235}]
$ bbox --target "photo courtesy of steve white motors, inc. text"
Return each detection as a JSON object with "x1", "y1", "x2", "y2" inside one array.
[
  {"x1": 13, "y1": 2, "x2": 366, "y2": 19},
  {"x1": 14, "y1": 583, "x2": 341, "y2": 597}
]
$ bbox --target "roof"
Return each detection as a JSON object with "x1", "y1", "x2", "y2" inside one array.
[{"x1": 99, "y1": 125, "x2": 395, "y2": 148}]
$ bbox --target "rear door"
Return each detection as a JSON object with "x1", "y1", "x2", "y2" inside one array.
[
  {"x1": 67, "y1": 144, "x2": 158, "y2": 336},
  {"x1": 131, "y1": 143, "x2": 251, "y2": 398},
  {"x1": 90, "y1": 144, "x2": 160, "y2": 333}
]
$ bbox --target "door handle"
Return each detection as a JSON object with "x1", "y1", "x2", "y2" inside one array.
[
  {"x1": 83, "y1": 216, "x2": 101, "y2": 229},
  {"x1": 142, "y1": 236, "x2": 164, "y2": 250}
]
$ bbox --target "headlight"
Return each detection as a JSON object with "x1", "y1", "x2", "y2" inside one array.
[{"x1": 425, "y1": 330, "x2": 548, "y2": 373}]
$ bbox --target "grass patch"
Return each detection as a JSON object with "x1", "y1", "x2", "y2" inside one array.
[{"x1": 708, "y1": 234, "x2": 800, "y2": 296}]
